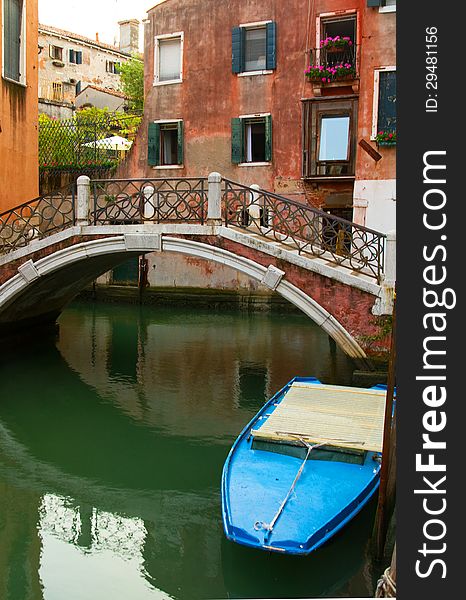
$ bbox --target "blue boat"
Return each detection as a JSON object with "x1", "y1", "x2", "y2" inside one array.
[{"x1": 221, "y1": 376, "x2": 388, "y2": 555}]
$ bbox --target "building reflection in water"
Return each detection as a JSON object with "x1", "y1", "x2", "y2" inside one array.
[{"x1": 0, "y1": 302, "x2": 366, "y2": 599}]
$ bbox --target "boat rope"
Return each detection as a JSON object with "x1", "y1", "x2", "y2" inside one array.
[
  {"x1": 253, "y1": 438, "x2": 327, "y2": 536},
  {"x1": 375, "y1": 566, "x2": 396, "y2": 597}
]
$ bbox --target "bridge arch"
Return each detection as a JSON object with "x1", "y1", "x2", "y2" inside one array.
[{"x1": 0, "y1": 234, "x2": 366, "y2": 359}]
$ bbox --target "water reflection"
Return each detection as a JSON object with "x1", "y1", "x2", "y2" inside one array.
[{"x1": 0, "y1": 302, "x2": 376, "y2": 599}]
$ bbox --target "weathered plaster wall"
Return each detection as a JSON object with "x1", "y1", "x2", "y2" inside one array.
[
  {"x1": 0, "y1": 0, "x2": 39, "y2": 211},
  {"x1": 38, "y1": 29, "x2": 130, "y2": 105}
]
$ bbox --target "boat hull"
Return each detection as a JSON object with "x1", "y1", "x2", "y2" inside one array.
[{"x1": 221, "y1": 377, "x2": 382, "y2": 555}]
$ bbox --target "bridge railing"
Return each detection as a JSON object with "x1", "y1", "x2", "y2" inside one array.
[
  {"x1": 90, "y1": 178, "x2": 208, "y2": 225},
  {"x1": 222, "y1": 178, "x2": 386, "y2": 282},
  {"x1": 0, "y1": 184, "x2": 76, "y2": 255}
]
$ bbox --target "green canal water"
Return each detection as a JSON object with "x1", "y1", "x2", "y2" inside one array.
[{"x1": 0, "y1": 301, "x2": 379, "y2": 599}]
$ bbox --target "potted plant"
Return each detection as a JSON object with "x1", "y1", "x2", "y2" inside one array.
[
  {"x1": 305, "y1": 63, "x2": 356, "y2": 83},
  {"x1": 375, "y1": 131, "x2": 396, "y2": 146},
  {"x1": 321, "y1": 36, "x2": 353, "y2": 53}
]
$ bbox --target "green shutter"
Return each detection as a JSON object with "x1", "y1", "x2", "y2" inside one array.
[
  {"x1": 148, "y1": 122, "x2": 160, "y2": 166},
  {"x1": 265, "y1": 115, "x2": 272, "y2": 162},
  {"x1": 367, "y1": 0, "x2": 382, "y2": 6},
  {"x1": 232, "y1": 27, "x2": 244, "y2": 74},
  {"x1": 231, "y1": 118, "x2": 244, "y2": 164},
  {"x1": 266, "y1": 22, "x2": 276, "y2": 70},
  {"x1": 177, "y1": 121, "x2": 184, "y2": 165},
  {"x1": 4, "y1": 0, "x2": 22, "y2": 81}
]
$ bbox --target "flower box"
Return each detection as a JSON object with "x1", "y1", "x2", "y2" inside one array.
[{"x1": 375, "y1": 130, "x2": 396, "y2": 146}]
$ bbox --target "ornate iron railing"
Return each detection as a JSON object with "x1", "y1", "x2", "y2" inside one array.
[
  {"x1": 0, "y1": 184, "x2": 76, "y2": 255},
  {"x1": 306, "y1": 44, "x2": 359, "y2": 82},
  {"x1": 90, "y1": 178, "x2": 208, "y2": 225},
  {"x1": 222, "y1": 179, "x2": 385, "y2": 282}
]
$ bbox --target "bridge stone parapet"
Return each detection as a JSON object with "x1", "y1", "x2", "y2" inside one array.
[{"x1": 0, "y1": 174, "x2": 394, "y2": 360}]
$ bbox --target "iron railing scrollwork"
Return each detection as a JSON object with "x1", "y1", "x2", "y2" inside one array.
[
  {"x1": 0, "y1": 184, "x2": 76, "y2": 255},
  {"x1": 222, "y1": 179, "x2": 385, "y2": 282},
  {"x1": 90, "y1": 178, "x2": 208, "y2": 225}
]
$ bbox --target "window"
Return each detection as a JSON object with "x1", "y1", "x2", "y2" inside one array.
[
  {"x1": 69, "y1": 49, "x2": 83, "y2": 64},
  {"x1": 147, "y1": 120, "x2": 184, "y2": 167},
  {"x1": 154, "y1": 33, "x2": 183, "y2": 85},
  {"x1": 372, "y1": 68, "x2": 396, "y2": 139},
  {"x1": 52, "y1": 82, "x2": 64, "y2": 102},
  {"x1": 106, "y1": 61, "x2": 120, "y2": 74},
  {"x1": 2, "y1": 0, "x2": 26, "y2": 83},
  {"x1": 75, "y1": 81, "x2": 82, "y2": 95},
  {"x1": 232, "y1": 21, "x2": 276, "y2": 74},
  {"x1": 367, "y1": 0, "x2": 396, "y2": 9},
  {"x1": 302, "y1": 97, "x2": 358, "y2": 178},
  {"x1": 50, "y1": 45, "x2": 63, "y2": 61},
  {"x1": 231, "y1": 115, "x2": 272, "y2": 165}
]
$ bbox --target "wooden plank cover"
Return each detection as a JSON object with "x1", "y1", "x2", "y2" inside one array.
[{"x1": 252, "y1": 383, "x2": 387, "y2": 452}]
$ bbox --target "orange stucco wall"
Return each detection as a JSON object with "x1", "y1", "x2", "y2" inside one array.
[
  {"x1": 120, "y1": 0, "x2": 395, "y2": 209},
  {"x1": 0, "y1": 0, "x2": 39, "y2": 212}
]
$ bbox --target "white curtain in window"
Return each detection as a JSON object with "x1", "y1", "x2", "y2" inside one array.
[{"x1": 159, "y1": 38, "x2": 181, "y2": 81}]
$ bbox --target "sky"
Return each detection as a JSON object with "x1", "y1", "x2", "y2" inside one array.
[{"x1": 38, "y1": 1, "x2": 164, "y2": 50}]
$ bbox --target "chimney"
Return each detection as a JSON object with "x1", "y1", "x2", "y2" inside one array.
[
  {"x1": 118, "y1": 19, "x2": 140, "y2": 55},
  {"x1": 95, "y1": 32, "x2": 99, "y2": 42}
]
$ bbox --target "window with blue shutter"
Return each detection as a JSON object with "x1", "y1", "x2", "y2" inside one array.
[
  {"x1": 232, "y1": 116, "x2": 272, "y2": 164},
  {"x1": 148, "y1": 121, "x2": 184, "y2": 166},
  {"x1": 3, "y1": 0, "x2": 23, "y2": 82},
  {"x1": 367, "y1": 0, "x2": 382, "y2": 7},
  {"x1": 377, "y1": 71, "x2": 396, "y2": 133},
  {"x1": 148, "y1": 123, "x2": 160, "y2": 166},
  {"x1": 232, "y1": 21, "x2": 276, "y2": 73}
]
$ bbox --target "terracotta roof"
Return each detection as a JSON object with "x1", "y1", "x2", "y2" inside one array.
[
  {"x1": 76, "y1": 85, "x2": 128, "y2": 99},
  {"x1": 39, "y1": 23, "x2": 131, "y2": 57}
]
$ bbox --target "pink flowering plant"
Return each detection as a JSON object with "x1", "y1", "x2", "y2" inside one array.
[
  {"x1": 305, "y1": 62, "x2": 356, "y2": 83},
  {"x1": 320, "y1": 36, "x2": 353, "y2": 49},
  {"x1": 375, "y1": 130, "x2": 396, "y2": 145}
]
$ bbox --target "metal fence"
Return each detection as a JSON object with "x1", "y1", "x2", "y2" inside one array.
[
  {"x1": 0, "y1": 175, "x2": 386, "y2": 281},
  {"x1": 222, "y1": 179, "x2": 385, "y2": 282},
  {"x1": 90, "y1": 178, "x2": 208, "y2": 225},
  {"x1": 0, "y1": 184, "x2": 76, "y2": 254},
  {"x1": 39, "y1": 112, "x2": 142, "y2": 193}
]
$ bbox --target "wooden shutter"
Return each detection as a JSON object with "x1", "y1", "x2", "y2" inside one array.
[
  {"x1": 265, "y1": 115, "x2": 272, "y2": 162},
  {"x1": 266, "y1": 22, "x2": 276, "y2": 70},
  {"x1": 377, "y1": 71, "x2": 396, "y2": 133},
  {"x1": 4, "y1": 0, "x2": 22, "y2": 81},
  {"x1": 77, "y1": 51, "x2": 83, "y2": 65},
  {"x1": 367, "y1": 0, "x2": 382, "y2": 6},
  {"x1": 232, "y1": 27, "x2": 244, "y2": 74},
  {"x1": 231, "y1": 118, "x2": 244, "y2": 164},
  {"x1": 177, "y1": 121, "x2": 184, "y2": 165},
  {"x1": 148, "y1": 122, "x2": 160, "y2": 166}
]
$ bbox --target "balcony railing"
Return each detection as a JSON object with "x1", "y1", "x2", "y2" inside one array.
[{"x1": 306, "y1": 44, "x2": 359, "y2": 83}]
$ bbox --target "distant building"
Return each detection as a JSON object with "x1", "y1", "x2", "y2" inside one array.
[
  {"x1": 122, "y1": 0, "x2": 395, "y2": 233},
  {"x1": 0, "y1": 0, "x2": 39, "y2": 210},
  {"x1": 75, "y1": 85, "x2": 128, "y2": 112},
  {"x1": 38, "y1": 20, "x2": 140, "y2": 118}
]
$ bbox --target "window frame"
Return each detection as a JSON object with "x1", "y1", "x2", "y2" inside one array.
[
  {"x1": 1, "y1": 0, "x2": 27, "y2": 86},
  {"x1": 371, "y1": 66, "x2": 396, "y2": 140},
  {"x1": 232, "y1": 113, "x2": 272, "y2": 166},
  {"x1": 316, "y1": 9, "x2": 358, "y2": 52},
  {"x1": 50, "y1": 44, "x2": 64, "y2": 61},
  {"x1": 233, "y1": 20, "x2": 275, "y2": 76},
  {"x1": 379, "y1": 1, "x2": 396, "y2": 14},
  {"x1": 69, "y1": 49, "x2": 83, "y2": 64},
  {"x1": 153, "y1": 32, "x2": 184, "y2": 86},
  {"x1": 302, "y1": 96, "x2": 358, "y2": 180},
  {"x1": 150, "y1": 119, "x2": 184, "y2": 169}
]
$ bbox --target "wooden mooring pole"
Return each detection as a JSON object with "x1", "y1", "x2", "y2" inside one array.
[{"x1": 373, "y1": 293, "x2": 396, "y2": 561}]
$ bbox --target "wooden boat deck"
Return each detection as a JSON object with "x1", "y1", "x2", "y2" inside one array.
[{"x1": 251, "y1": 382, "x2": 387, "y2": 452}]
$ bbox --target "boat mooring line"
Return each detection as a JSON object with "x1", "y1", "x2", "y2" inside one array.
[{"x1": 254, "y1": 438, "x2": 327, "y2": 537}]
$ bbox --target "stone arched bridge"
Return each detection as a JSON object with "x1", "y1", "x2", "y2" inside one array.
[{"x1": 0, "y1": 174, "x2": 395, "y2": 361}]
